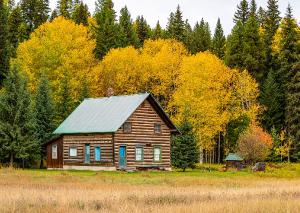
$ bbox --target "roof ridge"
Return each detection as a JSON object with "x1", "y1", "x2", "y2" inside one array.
[{"x1": 83, "y1": 92, "x2": 149, "y2": 100}]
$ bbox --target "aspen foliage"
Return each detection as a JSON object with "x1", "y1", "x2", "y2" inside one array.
[
  {"x1": 14, "y1": 17, "x2": 99, "y2": 104},
  {"x1": 169, "y1": 52, "x2": 260, "y2": 149},
  {"x1": 96, "y1": 39, "x2": 188, "y2": 107}
]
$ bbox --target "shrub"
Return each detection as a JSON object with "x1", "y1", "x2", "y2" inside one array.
[{"x1": 237, "y1": 123, "x2": 272, "y2": 164}]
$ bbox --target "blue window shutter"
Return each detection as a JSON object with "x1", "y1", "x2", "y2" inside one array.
[{"x1": 95, "y1": 146, "x2": 101, "y2": 161}]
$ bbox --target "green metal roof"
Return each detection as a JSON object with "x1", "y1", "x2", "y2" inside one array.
[
  {"x1": 225, "y1": 153, "x2": 243, "y2": 161},
  {"x1": 54, "y1": 93, "x2": 150, "y2": 134}
]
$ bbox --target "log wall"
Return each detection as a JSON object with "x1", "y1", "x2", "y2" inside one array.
[
  {"x1": 114, "y1": 100, "x2": 171, "y2": 169},
  {"x1": 62, "y1": 134, "x2": 114, "y2": 166}
]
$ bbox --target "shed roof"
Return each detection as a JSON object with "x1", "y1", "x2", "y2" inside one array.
[
  {"x1": 53, "y1": 93, "x2": 178, "y2": 134},
  {"x1": 225, "y1": 153, "x2": 243, "y2": 161}
]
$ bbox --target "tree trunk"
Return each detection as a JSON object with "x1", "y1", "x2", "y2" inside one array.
[
  {"x1": 40, "y1": 158, "x2": 44, "y2": 169},
  {"x1": 288, "y1": 145, "x2": 290, "y2": 163},
  {"x1": 9, "y1": 153, "x2": 13, "y2": 167},
  {"x1": 199, "y1": 147, "x2": 203, "y2": 164},
  {"x1": 218, "y1": 132, "x2": 221, "y2": 164}
]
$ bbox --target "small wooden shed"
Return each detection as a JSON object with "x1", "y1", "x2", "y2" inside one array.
[{"x1": 224, "y1": 153, "x2": 244, "y2": 169}]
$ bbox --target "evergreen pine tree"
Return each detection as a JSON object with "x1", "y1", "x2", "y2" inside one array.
[
  {"x1": 8, "y1": 6, "x2": 25, "y2": 57},
  {"x1": 35, "y1": 74, "x2": 54, "y2": 167},
  {"x1": 261, "y1": 70, "x2": 284, "y2": 131},
  {"x1": 260, "y1": 0, "x2": 282, "y2": 134},
  {"x1": 204, "y1": 22, "x2": 212, "y2": 49},
  {"x1": 135, "y1": 15, "x2": 150, "y2": 47},
  {"x1": 183, "y1": 19, "x2": 193, "y2": 52},
  {"x1": 35, "y1": 0, "x2": 49, "y2": 26},
  {"x1": 263, "y1": 0, "x2": 281, "y2": 72},
  {"x1": 257, "y1": 6, "x2": 267, "y2": 26},
  {"x1": 286, "y1": 63, "x2": 300, "y2": 161},
  {"x1": 7, "y1": 0, "x2": 15, "y2": 12},
  {"x1": 78, "y1": 76, "x2": 89, "y2": 103},
  {"x1": 224, "y1": 21, "x2": 244, "y2": 68},
  {"x1": 233, "y1": 0, "x2": 249, "y2": 25},
  {"x1": 118, "y1": 6, "x2": 138, "y2": 47},
  {"x1": 242, "y1": 13, "x2": 265, "y2": 82},
  {"x1": 190, "y1": 19, "x2": 211, "y2": 54},
  {"x1": 281, "y1": 5, "x2": 300, "y2": 161},
  {"x1": 171, "y1": 112, "x2": 199, "y2": 172},
  {"x1": 152, "y1": 21, "x2": 164, "y2": 39},
  {"x1": 20, "y1": 0, "x2": 50, "y2": 34},
  {"x1": 57, "y1": 0, "x2": 72, "y2": 19},
  {"x1": 278, "y1": 5, "x2": 298, "y2": 70},
  {"x1": 249, "y1": 0, "x2": 257, "y2": 17},
  {"x1": 55, "y1": 74, "x2": 74, "y2": 124},
  {"x1": 166, "y1": 5, "x2": 186, "y2": 43},
  {"x1": 211, "y1": 18, "x2": 226, "y2": 59},
  {"x1": 72, "y1": 1, "x2": 89, "y2": 26},
  {"x1": 50, "y1": 9, "x2": 58, "y2": 21},
  {"x1": 0, "y1": 67, "x2": 38, "y2": 167},
  {"x1": 94, "y1": 0, "x2": 119, "y2": 59},
  {"x1": 225, "y1": 115, "x2": 250, "y2": 152},
  {"x1": 0, "y1": 0, "x2": 9, "y2": 86}
]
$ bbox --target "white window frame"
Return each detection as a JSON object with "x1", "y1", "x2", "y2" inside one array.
[
  {"x1": 52, "y1": 144, "x2": 57, "y2": 159},
  {"x1": 154, "y1": 147, "x2": 161, "y2": 162},
  {"x1": 69, "y1": 147, "x2": 77, "y2": 157},
  {"x1": 135, "y1": 146, "x2": 143, "y2": 161}
]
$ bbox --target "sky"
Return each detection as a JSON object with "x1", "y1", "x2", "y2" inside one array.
[{"x1": 49, "y1": 0, "x2": 300, "y2": 35}]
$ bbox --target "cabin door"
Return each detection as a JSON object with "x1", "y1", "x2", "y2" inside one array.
[
  {"x1": 119, "y1": 146, "x2": 126, "y2": 169},
  {"x1": 85, "y1": 144, "x2": 90, "y2": 163}
]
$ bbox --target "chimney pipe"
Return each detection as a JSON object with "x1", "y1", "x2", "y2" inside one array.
[{"x1": 107, "y1": 87, "x2": 114, "y2": 97}]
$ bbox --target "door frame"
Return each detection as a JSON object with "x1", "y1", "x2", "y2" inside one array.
[{"x1": 118, "y1": 145, "x2": 127, "y2": 169}]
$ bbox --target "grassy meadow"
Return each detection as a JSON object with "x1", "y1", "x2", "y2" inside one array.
[{"x1": 1, "y1": 164, "x2": 300, "y2": 213}]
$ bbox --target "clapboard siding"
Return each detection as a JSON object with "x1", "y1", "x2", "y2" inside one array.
[
  {"x1": 62, "y1": 134, "x2": 114, "y2": 166},
  {"x1": 114, "y1": 100, "x2": 171, "y2": 169}
]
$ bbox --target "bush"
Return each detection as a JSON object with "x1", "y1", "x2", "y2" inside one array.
[{"x1": 237, "y1": 123, "x2": 272, "y2": 164}]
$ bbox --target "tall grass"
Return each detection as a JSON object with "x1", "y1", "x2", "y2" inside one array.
[{"x1": 0, "y1": 164, "x2": 300, "y2": 212}]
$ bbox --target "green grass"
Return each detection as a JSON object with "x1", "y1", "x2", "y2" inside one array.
[{"x1": 8, "y1": 163, "x2": 300, "y2": 186}]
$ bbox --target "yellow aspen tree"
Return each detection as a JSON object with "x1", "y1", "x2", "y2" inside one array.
[
  {"x1": 14, "y1": 17, "x2": 99, "y2": 104},
  {"x1": 96, "y1": 39, "x2": 188, "y2": 108},
  {"x1": 169, "y1": 52, "x2": 260, "y2": 150},
  {"x1": 141, "y1": 39, "x2": 188, "y2": 107}
]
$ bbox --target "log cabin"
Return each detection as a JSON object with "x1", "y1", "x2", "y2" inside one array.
[{"x1": 46, "y1": 93, "x2": 178, "y2": 171}]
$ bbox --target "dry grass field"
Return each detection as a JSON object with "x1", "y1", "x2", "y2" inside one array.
[{"x1": 1, "y1": 164, "x2": 300, "y2": 213}]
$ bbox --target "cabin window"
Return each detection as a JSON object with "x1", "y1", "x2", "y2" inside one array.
[
  {"x1": 69, "y1": 147, "x2": 77, "y2": 157},
  {"x1": 153, "y1": 147, "x2": 161, "y2": 162},
  {"x1": 135, "y1": 146, "x2": 144, "y2": 161},
  {"x1": 123, "y1": 122, "x2": 132, "y2": 133},
  {"x1": 85, "y1": 144, "x2": 90, "y2": 163},
  {"x1": 94, "y1": 146, "x2": 101, "y2": 161},
  {"x1": 52, "y1": 144, "x2": 57, "y2": 159},
  {"x1": 154, "y1": 124, "x2": 162, "y2": 134}
]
